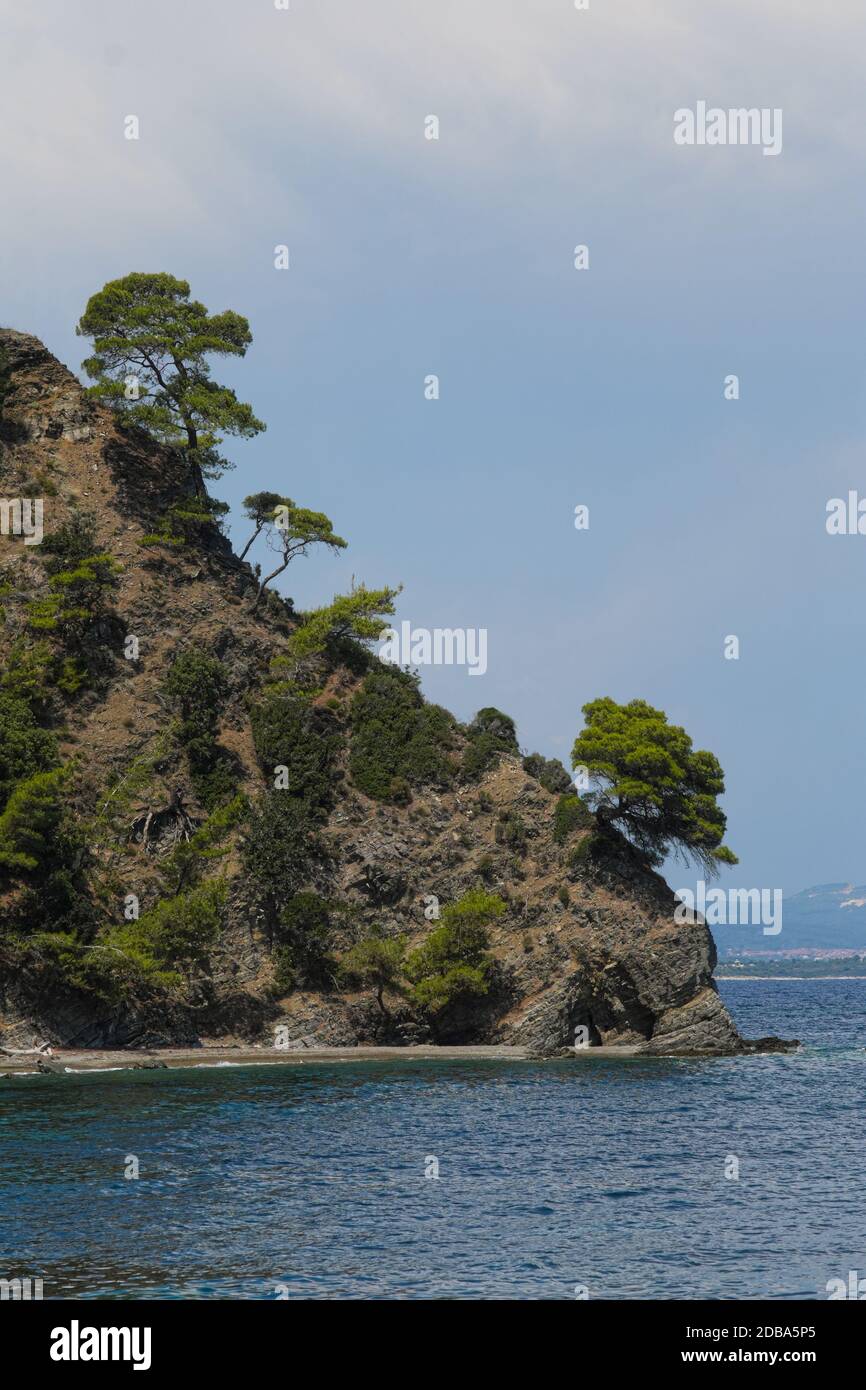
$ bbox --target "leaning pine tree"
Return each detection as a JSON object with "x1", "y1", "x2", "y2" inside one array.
[
  {"x1": 76, "y1": 272, "x2": 265, "y2": 495},
  {"x1": 571, "y1": 697, "x2": 737, "y2": 875}
]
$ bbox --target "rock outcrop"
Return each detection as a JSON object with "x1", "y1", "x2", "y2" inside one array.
[{"x1": 0, "y1": 330, "x2": 793, "y2": 1056}]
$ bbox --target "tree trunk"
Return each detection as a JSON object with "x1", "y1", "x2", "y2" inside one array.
[
  {"x1": 252, "y1": 557, "x2": 289, "y2": 609},
  {"x1": 238, "y1": 523, "x2": 263, "y2": 562},
  {"x1": 183, "y1": 418, "x2": 203, "y2": 496}
]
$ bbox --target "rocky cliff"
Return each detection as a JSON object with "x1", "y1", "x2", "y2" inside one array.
[{"x1": 0, "y1": 329, "x2": 787, "y2": 1056}]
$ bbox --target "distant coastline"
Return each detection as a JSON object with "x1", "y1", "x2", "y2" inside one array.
[
  {"x1": 715, "y1": 951, "x2": 866, "y2": 981},
  {"x1": 717, "y1": 972, "x2": 866, "y2": 981}
]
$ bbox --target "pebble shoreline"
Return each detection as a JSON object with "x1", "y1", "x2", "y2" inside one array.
[{"x1": 0, "y1": 1043, "x2": 650, "y2": 1075}]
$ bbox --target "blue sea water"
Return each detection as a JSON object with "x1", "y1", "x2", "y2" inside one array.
[{"x1": 1, "y1": 980, "x2": 864, "y2": 1300}]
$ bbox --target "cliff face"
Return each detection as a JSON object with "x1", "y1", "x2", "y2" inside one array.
[{"x1": 0, "y1": 330, "x2": 777, "y2": 1055}]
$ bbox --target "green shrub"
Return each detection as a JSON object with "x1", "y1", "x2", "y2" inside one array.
[
  {"x1": 279, "y1": 891, "x2": 329, "y2": 941},
  {"x1": 55, "y1": 656, "x2": 89, "y2": 698},
  {"x1": 162, "y1": 793, "x2": 248, "y2": 893},
  {"x1": 441, "y1": 887, "x2": 505, "y2": 938},
  {"x1": 461, "y1": 735, "x2": 499, "y2": 782},
  {"x1": 523, "y1": 752, "x2": 573, "y2": 794},
  {"x1": 468, "y1": 708, "x2": 518, "y2": 750},
  {"x1": 41, "y1": 512, "x2": 100, "y2": 574},
  {"x1": 93, "y1": 879, "x2": 227, "y2": 987},
  {"x1": 140, "y1": 495, "x2": 229, "y2": 548},
  {"x1": 164, "y1": 648, "x2": 227, "y2": 713},
  {"x1": 18, "y1": 519, "x2": 121, "y2": 699},
  {"x1": 191, "y1": 760, "x2": 238, "y2": 810},
  {"x1": 19, "y1": 931, "x2": 168, "y2": 1007},
  {"x1": 271, "y1": 945, "x2": 297, "y2": 995},
  {"x1": 411, "y1": 962, "x2": 488, "y2": 1012},
  {"x1": 0, "y1": 691, "x2": 58, "y2": 806},
  {"x1": 135, "y1": 878, "x2": 226, "y2": 973},
  {"x1": 339, "y1": 933, "x2": 406, "y2": 1014},
  {"x1": 274, "y1": 892, "x2": 335, "y2": 989},
  {"x1": 495, "y1": 810, "x2": 527, "y2": 853},
  {"x1": 461, "y1": 707, "x2": 519, "y2": 782},
  {"x1": 406, "y1": 889, "x2": 504, "y2": 1014},
  {"x1": 2, "y1": 771, "x2": 89, "y2": 933},
  {"x1": 477, "y1": 854, "x2": 495, "y2": 882},
  {"x1": 28, "y1": 551, "x2": 120, "y2": 645},
  {"x1": 164, "y1": 649, "x2": 236, "y2": 809},
  {"x1": 568, "y1": 833, "x2": 604, "y2": 870},
  {"x1": 0, "y1": 661, "x2": 88, "y2": 914},
  {"x1": 284, "y1": 585, "x2": 400, "y2": 664},
  {"x1": 557, "y1": 884, "x2": 570, "y2": 906},
  {"x1": 250, "y1": 692, "x2": 342, "y2": 815},
  {"x1": 349, "y1": 665, "x2": 455, "y2": 800},
  {"x1": 15, "y1": 858, "x2": 92, "y2": 935},
  {"x1": 0, "y1": 766, "x2": 70, "y2": 877},
  {"x1": 553, "y1": 793, "x2": 594, "y2": 844},
  {"x1": 242, "y1": 794, "x2": 322, "y2": 912},
  {"x1": 389, "y1": 776, "x2": 412, "y2": 806}
]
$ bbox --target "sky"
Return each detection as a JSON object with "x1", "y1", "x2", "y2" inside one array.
[{"x1": 2, "y1": 0, "x2": 866, "y2": 897}]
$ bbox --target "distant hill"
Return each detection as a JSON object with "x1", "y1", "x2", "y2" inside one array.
[{"x1": 715, "y1": 883, "x2": 866, "y2": 956}]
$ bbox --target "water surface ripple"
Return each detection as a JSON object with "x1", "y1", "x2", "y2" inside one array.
[{"x1": 1, "y1": 981, "x2": 862, "y2": 1299}]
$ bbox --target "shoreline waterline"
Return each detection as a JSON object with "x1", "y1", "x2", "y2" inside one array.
[{"x1": 0, "y1": 1042, "x2": 649, "y2": 1075}]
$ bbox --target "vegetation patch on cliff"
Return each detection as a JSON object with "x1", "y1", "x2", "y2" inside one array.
[{"x1": 349, "y1": 665, "x2": 456, "y2": 801}]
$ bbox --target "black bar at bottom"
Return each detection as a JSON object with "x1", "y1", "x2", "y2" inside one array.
[{"x1": 1, "y1": 1298, "x2": 858, "y2": 1375}]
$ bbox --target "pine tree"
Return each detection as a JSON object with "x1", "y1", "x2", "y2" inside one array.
[{"x1": 76, "y1": 273, "x2": 265, "y2": 493}]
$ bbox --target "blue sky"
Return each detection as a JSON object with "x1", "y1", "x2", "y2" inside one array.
[{"x1": 3, "y1": 0, "x2": 866, "y2": 895}]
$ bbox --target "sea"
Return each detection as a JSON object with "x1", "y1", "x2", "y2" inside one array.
[{"x1": 1, "y1": 979, "x2": 864, "y2": 1300}]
